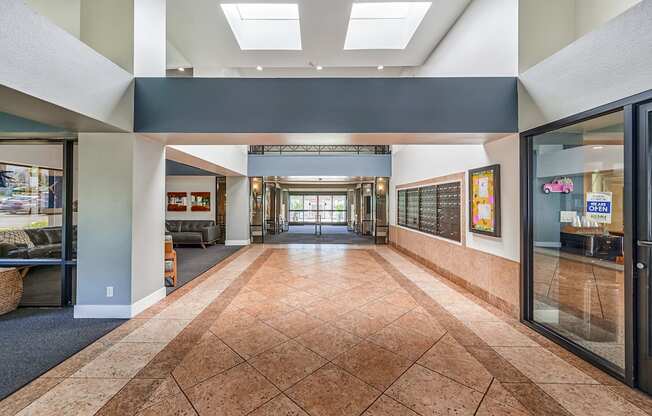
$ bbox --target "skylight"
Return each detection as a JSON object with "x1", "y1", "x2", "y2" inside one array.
[
  {"x1": 344, "y1": 2, "x2": 432, "y2": 50},
  {"x1": 221, "y1": 3, "x2": 301, "y2": 50}
]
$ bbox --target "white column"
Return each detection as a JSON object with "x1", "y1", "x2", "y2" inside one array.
[
  {"x1": 225, "y1": 176, "x2": 250, "y2": 246},
  {"x1": 75, "y1": 133, "x2": 166, "y2": 318},
  {"x1": 80, "y1": 0, "x2": 165, "y2": 76}
]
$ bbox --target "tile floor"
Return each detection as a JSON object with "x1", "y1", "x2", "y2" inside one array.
[{"x1": 1, "y1": 244, "x2": 651, "y2": 416}]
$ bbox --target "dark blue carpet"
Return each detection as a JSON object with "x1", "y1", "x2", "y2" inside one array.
[
  {"x1": 0, "y1": 307, "x2": 124, "y2": 400},
  {"x1": 168, "y1": 244, "x2": 241, "y2": 295}
]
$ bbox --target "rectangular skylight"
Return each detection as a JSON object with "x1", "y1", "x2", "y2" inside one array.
[
  {"x1": 344, "y1": 2, "x2": 431, "y2": 50},
  {"x1": 221, "y1": 3, "x2": 301, "y2": 50}
]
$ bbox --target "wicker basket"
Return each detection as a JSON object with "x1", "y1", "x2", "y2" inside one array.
[{"x1": 0, "y1": 268, "x2": 24, "y2": 316}]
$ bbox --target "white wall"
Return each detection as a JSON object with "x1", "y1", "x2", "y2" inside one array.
[
  {"x1": 409, "y1": 0, "x2": 517, "y2": 77},
  {"x1": 0, "y1": 0, "x2": 134, "y2": 131},
  {"x1": 165, "y1": 176, "x2": 216, "y2": 221},
  {"x1": 519, "y1": 0, "x2": 652, "y2": 130},
  {"x1": 134, "y1": 0, "x2": 166, "y2": 77},
  {"x1": 225, "y1": 176, "x2": 250, "y2": 245},
  {"x1": 390, "y1": 135, "x2": 520, "y2": 261},
  {"x1": 25, "y1": 0, "x2": 81, "y2": 38},
  {"x1": 169, "y1": 145, "x2": 248, "y2": 176},
  {"x1": 575, "y1": 0, "x2": 642, "y2": 38}
]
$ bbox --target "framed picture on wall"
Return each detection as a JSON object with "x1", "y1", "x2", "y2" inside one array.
[
  {"x1": 469, "y1": 164, "x2": 501, "y2": 237},
  {"x1": 167, "y1": 192, "x2": 187, "y2": 212},
  {"x1": 191, "y1": 192, "x2": 211, "y2": 212}
]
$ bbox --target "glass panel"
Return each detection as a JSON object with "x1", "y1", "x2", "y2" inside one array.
[
  {"x1": 304, "y1": 211, "x2": 316, "y2": 223},
  {"x1": 319, "y1": 195, "x2": 332, "y2": 210},
  {"x1": 406, "y1": 189, "x2": 419, "y2": 228},
  {"x1": 18, "y1": 265, "x2": 62, "y2": 306},
  {"x1": 333, "y1": 195, "x2": 346, "y2": 211},
  {"x1": 333, "y1": 211, "x2": 346, "y2": 223},
  {"x1": 290, "y1": 195, "x2": 303, "y2": 210},
  {"x1": 531, "y1": 110, "x2": 625, "y2": 370},
  {"x1": 303, "y1": 195, "x2": 317, "y2": 211},
  {"x1": 289, "y1": 211, "x2": 303, "y2": 223},
  {"x1": 319, "y1": 211, "x2": 332, "y2": 223},
  {"x1": 0, "y1": 142, "x2": 64, "y2": 259}
]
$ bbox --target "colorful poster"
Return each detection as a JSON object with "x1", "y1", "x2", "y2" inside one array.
[
  {"x1": 167, "y1": 192, "x2": 187, "y2": 211},
  {"x1": 191, "y1": 192, "x2": 211, "y2": 212},
  {"x1": 586, "y1": 192, "x2": 612, "y2": 224},
  {"x1": 469, "y1": 165, "x2": 501, "y2": 237}
]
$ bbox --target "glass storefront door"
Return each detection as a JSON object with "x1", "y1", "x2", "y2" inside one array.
[{"x1": 528, "y1": 110, "x2": 626, "y2": 373}]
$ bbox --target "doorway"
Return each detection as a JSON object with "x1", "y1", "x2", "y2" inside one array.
[{"x1": 521, "y1": 92, "x2": 652, "y2": 392}]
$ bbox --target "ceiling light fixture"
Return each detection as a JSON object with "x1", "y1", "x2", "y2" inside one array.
[
  {"x1": 178, "y1": 67, "x2": 185, "y2": 72},
  {"x1": 593, "y1": 146, "x2": 604, "y2": 150},
  {"x1": 256, "y1": 65, "x2": 263, "y2": 71},
  {"x1": 344, "y1": 2, "x2": 432, "y2": 50},
  {"x1": 377, "y1": 65, "x2": 384, "y2": 70},
  {"x1": 316, "y1": 65, "x2": 323, "y2": 71}
]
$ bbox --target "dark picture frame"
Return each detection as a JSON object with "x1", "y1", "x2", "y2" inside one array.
[{"x1": 468, "y1": 164, "x2": 501, "y2": 237}]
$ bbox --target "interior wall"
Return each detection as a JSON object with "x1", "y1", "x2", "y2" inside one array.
[
  {"x1": 225, "y1": 176, "x2": 249, "y2": 245},
  {"x1": 169, "y1": 145, "x2": 248, "y2": 176},
  {"x1": 25, "y1": 0, "x2": 81, "y2": 38},
  {"x1": 409, "y1": 0, "x2": 518, "y2": 77},
  {"x1": 519, "y1": 0, "x2": 652, "y2": 130},
  {"x1": 165, "y1": 175, "x2": 216, "y2": 221}
]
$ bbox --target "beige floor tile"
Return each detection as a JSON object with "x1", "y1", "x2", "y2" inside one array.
[
  {"x1": 418, "y1": 334, "x2": 493, "y2": 393},
  {"x1": 0, "y1": 377, "x2": 64, "y2": 415},
  {"x1": 494, "y1": 347, "x2": 597, "y2": 384},
  {"x1": 136, "y1": 393, "x2": 197, "y2": 416},
  {"x1": 368, "y1": 323, "x2": 437, "y2": 361},
  {"x1": 219, "y1": 320, "x2": 289, "y2": 359},
  {"x1": 248, "y1": 394, "x2": 309, "y2": 416},
  {"x1": 249, "y1": 340, "x2": 327, "y2": 391},
  {"x1": 16, "y1": 378, "x2": 128, "y2": 416},
  {"x1": 333, "y1": 310, "x2": 388, "y2": 338},
  {"x1": 464, "y1": 321, "x2": 539, "y2": 347},
  {"x1": 209, "y1": 309, "x2": 257, "y2": 337},
  {"x1": 475, "y1": 397, "x2": 530, "y2": 416},
  {"x1": 120, "y1": 318, "x2": 190, "y2": 343},
  {"x1": 72, "y1": 342, "x2": 165, "y2": 379},
  {"x1": 265, "y1": 309, "x2": 324, "y2": 338},
  {"x1": 332, "y1": 340, "x2": 412, "y2": 391},
  {"x1": 296, "y1": 323, "x2": 363, "y2": 360},
  {"x1": 358, "y1": 299, "x2": 410, "y2": 324},
  {"x1": 362, "y1": 394, "x2": 419, "y2": 416},
  {"x1": 286, "y1": 363, "x2": 380, "y2": 416},
  {"x1": 302, "y1": 299, "x2": 353, "y2": 322},
  {"x1": 186, "y1": 363, "x2": 279, "y2": 416},
  {"x1": 241, "y1": 301, "x2": 296, "y2": 322},
  {"x1": 392, "y1": 310, "x2": 446, "y2": 339},
  {"x1": 172, "y1": 332, "x2": 244, "y2": 389},
  {"x1": 539, "y1": 384, "x2": 648, "y2": 416},
  {"x1": 386, "y1": 365, "x2": 484, "y2": 416}
]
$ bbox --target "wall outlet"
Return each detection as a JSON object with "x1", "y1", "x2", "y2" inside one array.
[{"x1": 106, "y1": 286, "x2": 113, "y2": 298}]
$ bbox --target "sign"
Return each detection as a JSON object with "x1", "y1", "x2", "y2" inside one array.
[
  {"x1": 586, "y1": 192, "x2": 612, "y2": 224},
  {"x1": 560, "y1": 211, "x2": 577, "y2": 223}
]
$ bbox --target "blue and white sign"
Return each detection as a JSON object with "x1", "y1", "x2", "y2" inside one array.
[{"x1": 586, "y1": 192, "x2": 612, "y2": 224}]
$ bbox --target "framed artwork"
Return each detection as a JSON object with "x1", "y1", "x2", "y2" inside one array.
[
  {"x1": 167, "y1": 192, "x2": 187, "y2": 211},
  {"x1": 191, "y1": 192, "x2": 211, "y2": 212},
  {"x1": 469, "y1": 164, "x2": 501, "y2": 237}
]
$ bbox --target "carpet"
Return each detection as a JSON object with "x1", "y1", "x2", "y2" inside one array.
[
  {"x1": 168, "y1": 244, "x2": 242, "y2": 295},
  {"x1": 0, "y1": 307, "x2": 124, "y2": 400},
  {"x1": 264, "y1": 225, "x2": 374, "y2": 245}
]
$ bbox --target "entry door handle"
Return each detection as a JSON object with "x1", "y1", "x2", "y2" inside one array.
[{"x1": 639, "y1": 241, "x2": 652, "y2": 247}]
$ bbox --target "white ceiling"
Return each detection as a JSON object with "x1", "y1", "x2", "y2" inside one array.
[{"x1": 166, "y1": 0, "x2": 471, "y2": 75}]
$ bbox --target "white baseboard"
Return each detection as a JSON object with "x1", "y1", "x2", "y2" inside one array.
[
  {"x1": 74, "y1": 287, "x2": 166, "y2": 319},
  {"x1": 225, "y1": 239, "x2": 250, "y2": 246}
]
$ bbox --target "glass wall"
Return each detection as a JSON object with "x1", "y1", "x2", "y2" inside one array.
[
  {"x1": 0, "y1": 139, "x2": 77, "y2": 306},
  {"x1": 530, "y1": 110, "x2": 625, "y2": 371},
  {"x1": 288, "y1": 194, "x2": 348, "y2": 224}
]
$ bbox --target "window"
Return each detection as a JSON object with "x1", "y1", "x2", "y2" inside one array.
[
  {"x1": 288, "y1": 194, "x2": 347, "y2": 224},
  {"x1": 221, "y1": 3, "x2": 302, "y2": 50},
  {"x1": 396, "y1": 182, "x2": 461, "y2": 242}
]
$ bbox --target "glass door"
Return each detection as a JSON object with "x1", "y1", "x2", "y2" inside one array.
[{"x1": 636, "y1": 101, "x2": 652, "y2": 392}]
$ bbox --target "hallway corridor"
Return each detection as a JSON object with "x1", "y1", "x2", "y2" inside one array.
[{"x1": 2, "y1": 245, "x2": 651, "y2": 416}]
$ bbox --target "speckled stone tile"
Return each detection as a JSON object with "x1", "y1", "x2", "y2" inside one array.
[{"x1": 295, "y1": 323, "x2": 363, "y2": 360}]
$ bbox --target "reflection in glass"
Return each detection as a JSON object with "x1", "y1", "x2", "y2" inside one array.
[
  {"x1": 531, "y1": 110, "x2": 625, "y2": 370},
  {"x1": 0, "y1": 142, "x2": 64, "y2": 259},
  {"x1": 303, "y1": 195, "x2": 317, "y2": 211}
]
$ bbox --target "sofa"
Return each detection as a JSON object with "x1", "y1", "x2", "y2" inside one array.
[
  {"x1": 0, "y1": 226, "x2": 76, "y2": 259},
  {"x1": 165, "y1": 220, "x2": 219, "y2": 248}
]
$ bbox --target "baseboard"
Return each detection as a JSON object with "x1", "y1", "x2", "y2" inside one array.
[
  {"x1": 225, "y1": 239, "x2": 250, "y2": 246},
  {"x1": 74, "y1": 287, "x2": 166, "y2": 319}
]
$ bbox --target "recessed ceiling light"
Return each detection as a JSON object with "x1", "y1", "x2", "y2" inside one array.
[
  {"x1": 592, "y1": 146, "x2": 604, "y2": 150},
  {"x1": 221, "y1": 3, "x2": 302, "y2": 50},
  {"x1": 178, "y1": 67, "x2": 185, "y2": 72},
  {"x1": 344, "y1": 2, "x2": 432, "y2": 50},
  {"x1": 256, "y1": 65, "x2": 263, "y2": 71},
  {"x1": 377, "y1": 65, "x2": 384, "y2": 70},
  {"x1": 316, "y1": 65, "x2": 323, "y2": 71}
]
